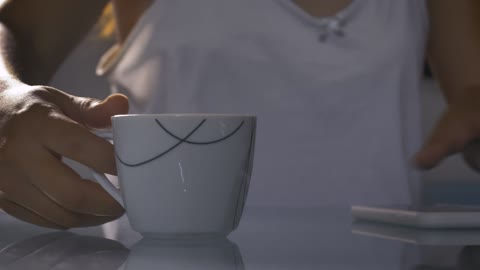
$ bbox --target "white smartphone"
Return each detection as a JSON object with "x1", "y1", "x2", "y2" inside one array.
[
  {"x1": 351, "y1": 204, "x2": 480, "y2": 229},
  {"x1": 351, "y1": 220, "x2": 480, "y2": 245}
]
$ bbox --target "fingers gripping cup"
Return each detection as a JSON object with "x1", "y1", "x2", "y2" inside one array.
[{"x1": 91, "y1": 114, "x2": 256, "y2": 238}]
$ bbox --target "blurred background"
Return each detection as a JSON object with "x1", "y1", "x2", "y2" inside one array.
[{"x1": 53, "y1": 9, "x2": 480, "y2": 207}]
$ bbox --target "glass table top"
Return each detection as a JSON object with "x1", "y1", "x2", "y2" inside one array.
[{"x1": 0, "y1": 205, "x2": 479, "y2": 270}]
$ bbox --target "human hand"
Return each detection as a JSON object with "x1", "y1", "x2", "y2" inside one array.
[
  {"x1": 414, "y1": 88, "x2": 480, "y2": 172},
  {"x1": 0, "y1": 84, "x2": 128, "y2": 229}
]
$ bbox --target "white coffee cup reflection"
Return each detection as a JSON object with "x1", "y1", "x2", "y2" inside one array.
[
  {"x1": 0, "y1": 232, "x2": 128, "y2": 270},
  {"x1": 124, "y1": 237, "x2": 244, "y2": 270},
  {"x1": 90, "y1": 114, "x2": 256, "y2": 238}
]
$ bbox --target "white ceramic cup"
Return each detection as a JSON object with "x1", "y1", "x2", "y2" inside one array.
[{"x1": 91, "y1": 114, "x2": 256, "y2": 238}]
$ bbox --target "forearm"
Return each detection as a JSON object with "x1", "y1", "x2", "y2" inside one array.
[
  {"x1": 427, "y1": 0, "x2": 480, "y2": 105},
  {"x1": 0, "y1": 17, "x2": 58, "y2": 87},
  {"x1": 0, "y1": 0, "x2": 110, "y2": 86}
]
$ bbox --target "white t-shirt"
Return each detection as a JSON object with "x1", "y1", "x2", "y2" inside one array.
[{"x1": 97, "y1": 0, "x2": 429, "y2": 206}]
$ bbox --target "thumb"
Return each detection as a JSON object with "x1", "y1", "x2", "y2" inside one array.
[
  {"x1": 414, "y1": 137, "x2": 451, "y2": 170},
  {"x1": 78, "y1": 94, "x2": 129, "y2": 129},
  {"x1": 414, "y1": 115, "x2": 458, "y2": 170},
  {"x1": 49, "y1": 88, "x2": 129, "y2": 129}
]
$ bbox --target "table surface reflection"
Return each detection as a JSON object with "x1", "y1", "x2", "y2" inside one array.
[{"x1": 0, "y1": 205, "x2": 479, "y2": 270}]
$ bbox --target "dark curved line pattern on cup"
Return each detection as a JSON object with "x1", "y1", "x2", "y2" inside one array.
[
  {"x1": 116, "y1": 119, "x2": 207, "y2": 167},
  {"x1": 155, "y1": 119, "x2": 245, "y2": 145}
]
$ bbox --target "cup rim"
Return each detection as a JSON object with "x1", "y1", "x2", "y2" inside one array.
[{"x1": 112, "y1": 114, "x2": 256, "y2": 118}]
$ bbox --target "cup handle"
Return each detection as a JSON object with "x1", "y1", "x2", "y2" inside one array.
[{"x1": 89, "y1": 131, "x2": 124, "y2": 207}]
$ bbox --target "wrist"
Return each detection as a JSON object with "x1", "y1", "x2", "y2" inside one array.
[{"x1": 0, "y1": 77, "x2": 26, "y2": 92}]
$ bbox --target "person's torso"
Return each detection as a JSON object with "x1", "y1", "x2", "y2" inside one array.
[{"x1": 98, "y1": 0, "x2": 429, "y2": 206}]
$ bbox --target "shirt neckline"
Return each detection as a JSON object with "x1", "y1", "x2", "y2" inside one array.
[{"x1": 276, "y1": 0, "x2": 362, "y2": 28}]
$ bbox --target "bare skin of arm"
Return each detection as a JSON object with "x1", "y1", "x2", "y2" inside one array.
[
  {"x1": 416, "y1": 0, "x2": 480, "y2": 172},
  {"x1": 0, "y1": 0, "x2": 128, "y2": 229}
]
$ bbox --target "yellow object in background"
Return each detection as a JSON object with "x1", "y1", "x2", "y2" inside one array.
[{"x1": 97, "y1": 3, "x2": 115, "y2": 39}]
